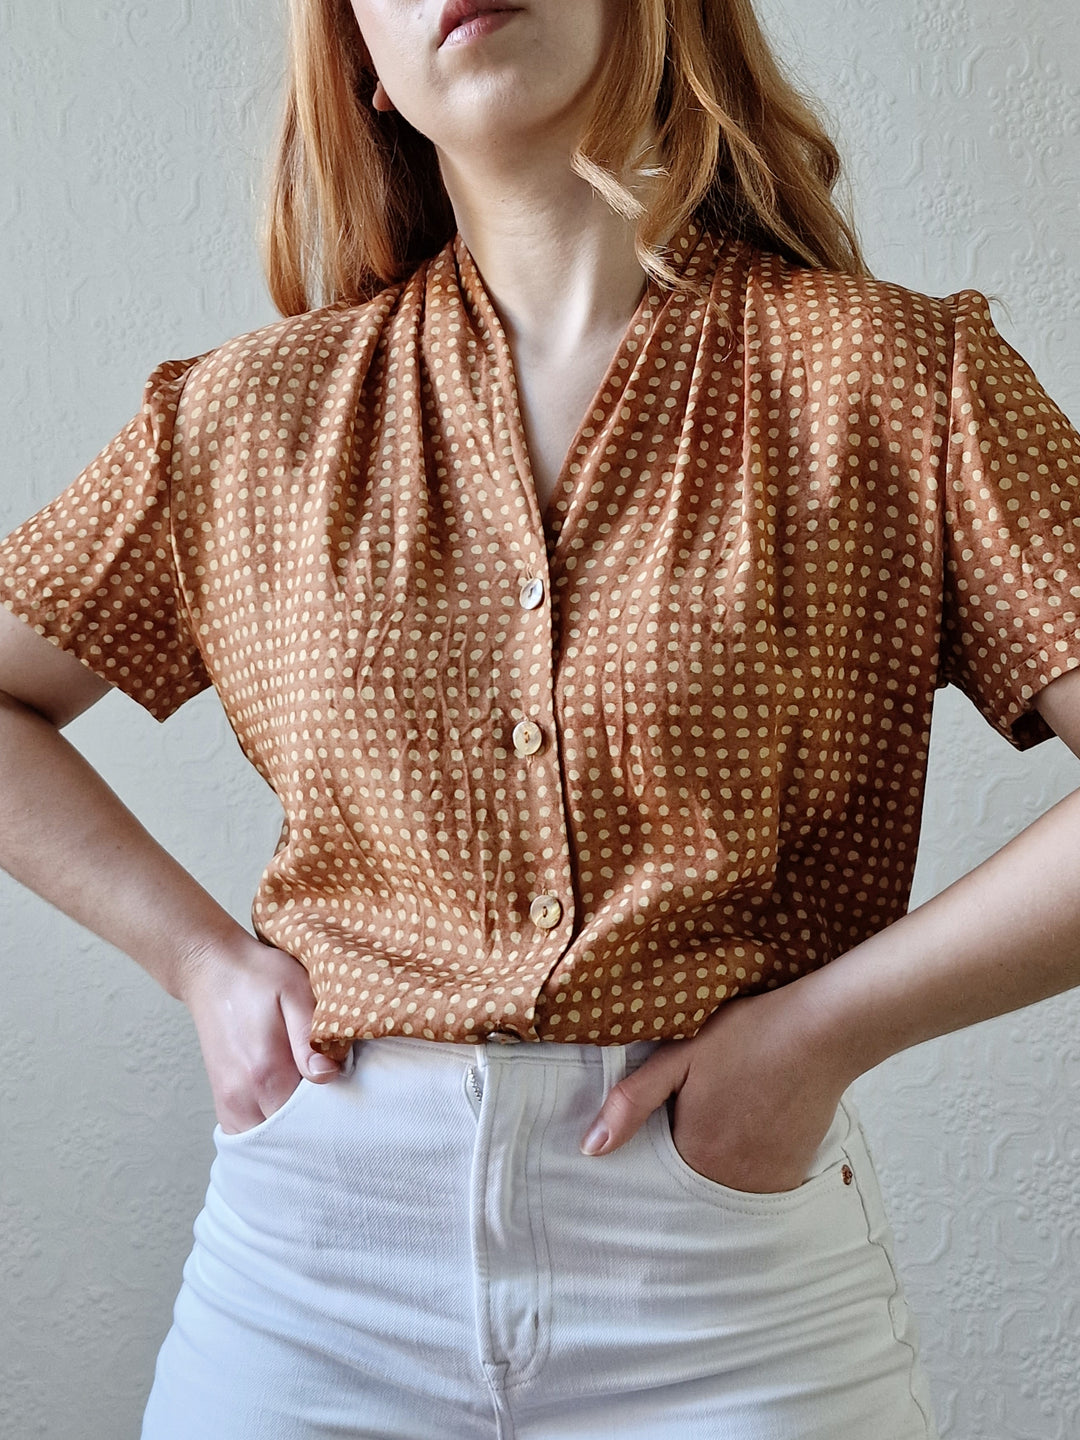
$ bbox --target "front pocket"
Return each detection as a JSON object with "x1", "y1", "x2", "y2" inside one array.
[
  {"x1": 649, "y1": 1095, "x2": 856, "y2": 1214},
  {"x1": 213, "y1": 1073, "x2": 314, "y2": 1146}
]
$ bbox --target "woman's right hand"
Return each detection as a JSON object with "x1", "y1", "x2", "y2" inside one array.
[{"x1": 177, "y1": 933, "x2": 341, "y2": 1135}]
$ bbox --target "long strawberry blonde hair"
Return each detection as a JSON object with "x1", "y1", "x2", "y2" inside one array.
[{"x1": 263, "y1": 0, "x2": 870, "y2": 317}]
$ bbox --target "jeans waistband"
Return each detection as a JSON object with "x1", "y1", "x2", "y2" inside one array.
[{"x1": 343, "y1": 1034, "x2": 661, "y2": 1071}]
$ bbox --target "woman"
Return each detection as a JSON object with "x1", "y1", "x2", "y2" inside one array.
[{"x1": 1, "y1": 0, "x2": 1078, "y2": 1435}]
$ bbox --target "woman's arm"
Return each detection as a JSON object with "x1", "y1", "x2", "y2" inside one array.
[
  {"x1": 0, "y1": 606, "x2": 247, "y2": 995},
  {"x1": 0, "y1": 688, "x2": 245, "y2": 993},
  {"x1": 787, "y1": 740, "x2": 1080, "y2": 1080},
  {"x1": 582, "y1": 667, "x2": 1080, "y2": 1189},
  {"x1": 809, "y1": 664, "x2": 1080, "y2": 1071},
  {"x1": 0, "y1": 606, "x2": 340, "y2": 1120}
]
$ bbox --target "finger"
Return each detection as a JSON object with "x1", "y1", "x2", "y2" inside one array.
[
  {"x1": 580, "y1": 1044, "x2": 691, "y2": 1156},
  {"x1": 278, "y1": 986, "x2": 340, "y2": 1082}
]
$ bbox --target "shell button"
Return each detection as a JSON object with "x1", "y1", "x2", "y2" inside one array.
[
  {"x1": 529, "y1": 894, "x2": 563, "y2": 930},
  {"x1": 519, "y1": 577, "x2": 544, "y2": 610},
  {"x1": 512, "y1": 719, "x2": 543, "y2": 757}
]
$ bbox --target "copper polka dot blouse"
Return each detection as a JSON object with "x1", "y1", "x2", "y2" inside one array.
[{"x1": 3, "y1": 219, "x2": 1080, "y2": 1060}]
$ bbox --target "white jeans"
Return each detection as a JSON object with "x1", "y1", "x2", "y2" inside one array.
[{"x1": 141, "y1": 1036, "x2": 939, "y2": 1439}]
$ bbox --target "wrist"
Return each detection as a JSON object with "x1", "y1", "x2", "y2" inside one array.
[
  {"x1": 166, "y1": 920, "x2": 261, "y2": 1004},
  {"x1": 778, "y1": 958, "x2": 887, "y2": 1092}
]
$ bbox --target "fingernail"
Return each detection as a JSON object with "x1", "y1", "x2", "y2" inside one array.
[
  {"x1": 308, "y1": 1054, "x2": 337, "y2": 1076},
  {"x1": 581, "y1": 1122, "x2": 609, "y2": 1156}
]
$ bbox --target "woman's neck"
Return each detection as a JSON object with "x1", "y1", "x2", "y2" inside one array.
[{"x1": 437, "y1": 150, "x2": 654, "y2": 363}]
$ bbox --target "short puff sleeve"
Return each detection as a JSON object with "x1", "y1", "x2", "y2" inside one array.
[
  {"x1": 939, "y1": 290, "x2": 1080, "y2": 750},
  {"x1": 0, "y1": 357, "x2": 212, "y2": 723}
]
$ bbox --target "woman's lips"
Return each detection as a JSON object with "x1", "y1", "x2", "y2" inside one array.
[{"x1": 438, "y1": 3, "x2": 522, "y2": 48}]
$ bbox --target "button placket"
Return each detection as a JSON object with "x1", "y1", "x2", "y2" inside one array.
[
  {"x1": 504, "y1": 554, "x2": 573, "y2": 990},
  {"x1": 479, "y1": 281, "x2": 577, "y2": 974}
]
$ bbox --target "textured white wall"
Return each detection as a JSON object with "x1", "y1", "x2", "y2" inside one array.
[{"x1": 0, "y1": 3, "x2": 1077, "y2": 1437}]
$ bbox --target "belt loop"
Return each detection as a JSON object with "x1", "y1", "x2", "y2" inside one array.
[{"x1": 601, "y1": 1042, "x2": 629, "y2": 1100}]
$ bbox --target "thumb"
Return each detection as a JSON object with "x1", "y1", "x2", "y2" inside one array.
[
  {"x1": 580, "y1": 1044, "x2": 691, "y2": 1156},
  {"x1": 279, "y1": 989, "x2": 340, "y2": 1082}
]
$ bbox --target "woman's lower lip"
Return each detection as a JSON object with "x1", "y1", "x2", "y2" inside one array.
[{"x1": 441, "y1": 10, "x2": 519, "y2": 48}]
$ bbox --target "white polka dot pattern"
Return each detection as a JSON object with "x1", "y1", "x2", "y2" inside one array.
[
  {"x1": 940, "y1": 289, "x2": 1080, "y2": 746},
  {"x1": 1, "y1": 220, "x2": 1078, "y2": 1059},
  {"x1": 0, "y1": 359, "x2": 211, "y2": 719}
]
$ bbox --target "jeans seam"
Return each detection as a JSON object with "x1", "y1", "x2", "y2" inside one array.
[
  {"x1": 844, "y1": 1135, "x2": 936, "y2": 1438},
  {"x1": 504, "y1": 1063, "x2": 558, "y2": 1394}
]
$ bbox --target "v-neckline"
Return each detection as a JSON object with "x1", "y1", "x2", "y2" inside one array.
[{"x1": 451, "y1": 223, "x2": 704, "y2": 554}]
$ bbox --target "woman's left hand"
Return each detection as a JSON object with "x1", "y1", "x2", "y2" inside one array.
[{"x1": 579, "y1": 980, "x2": 859, "y2": 1194}]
